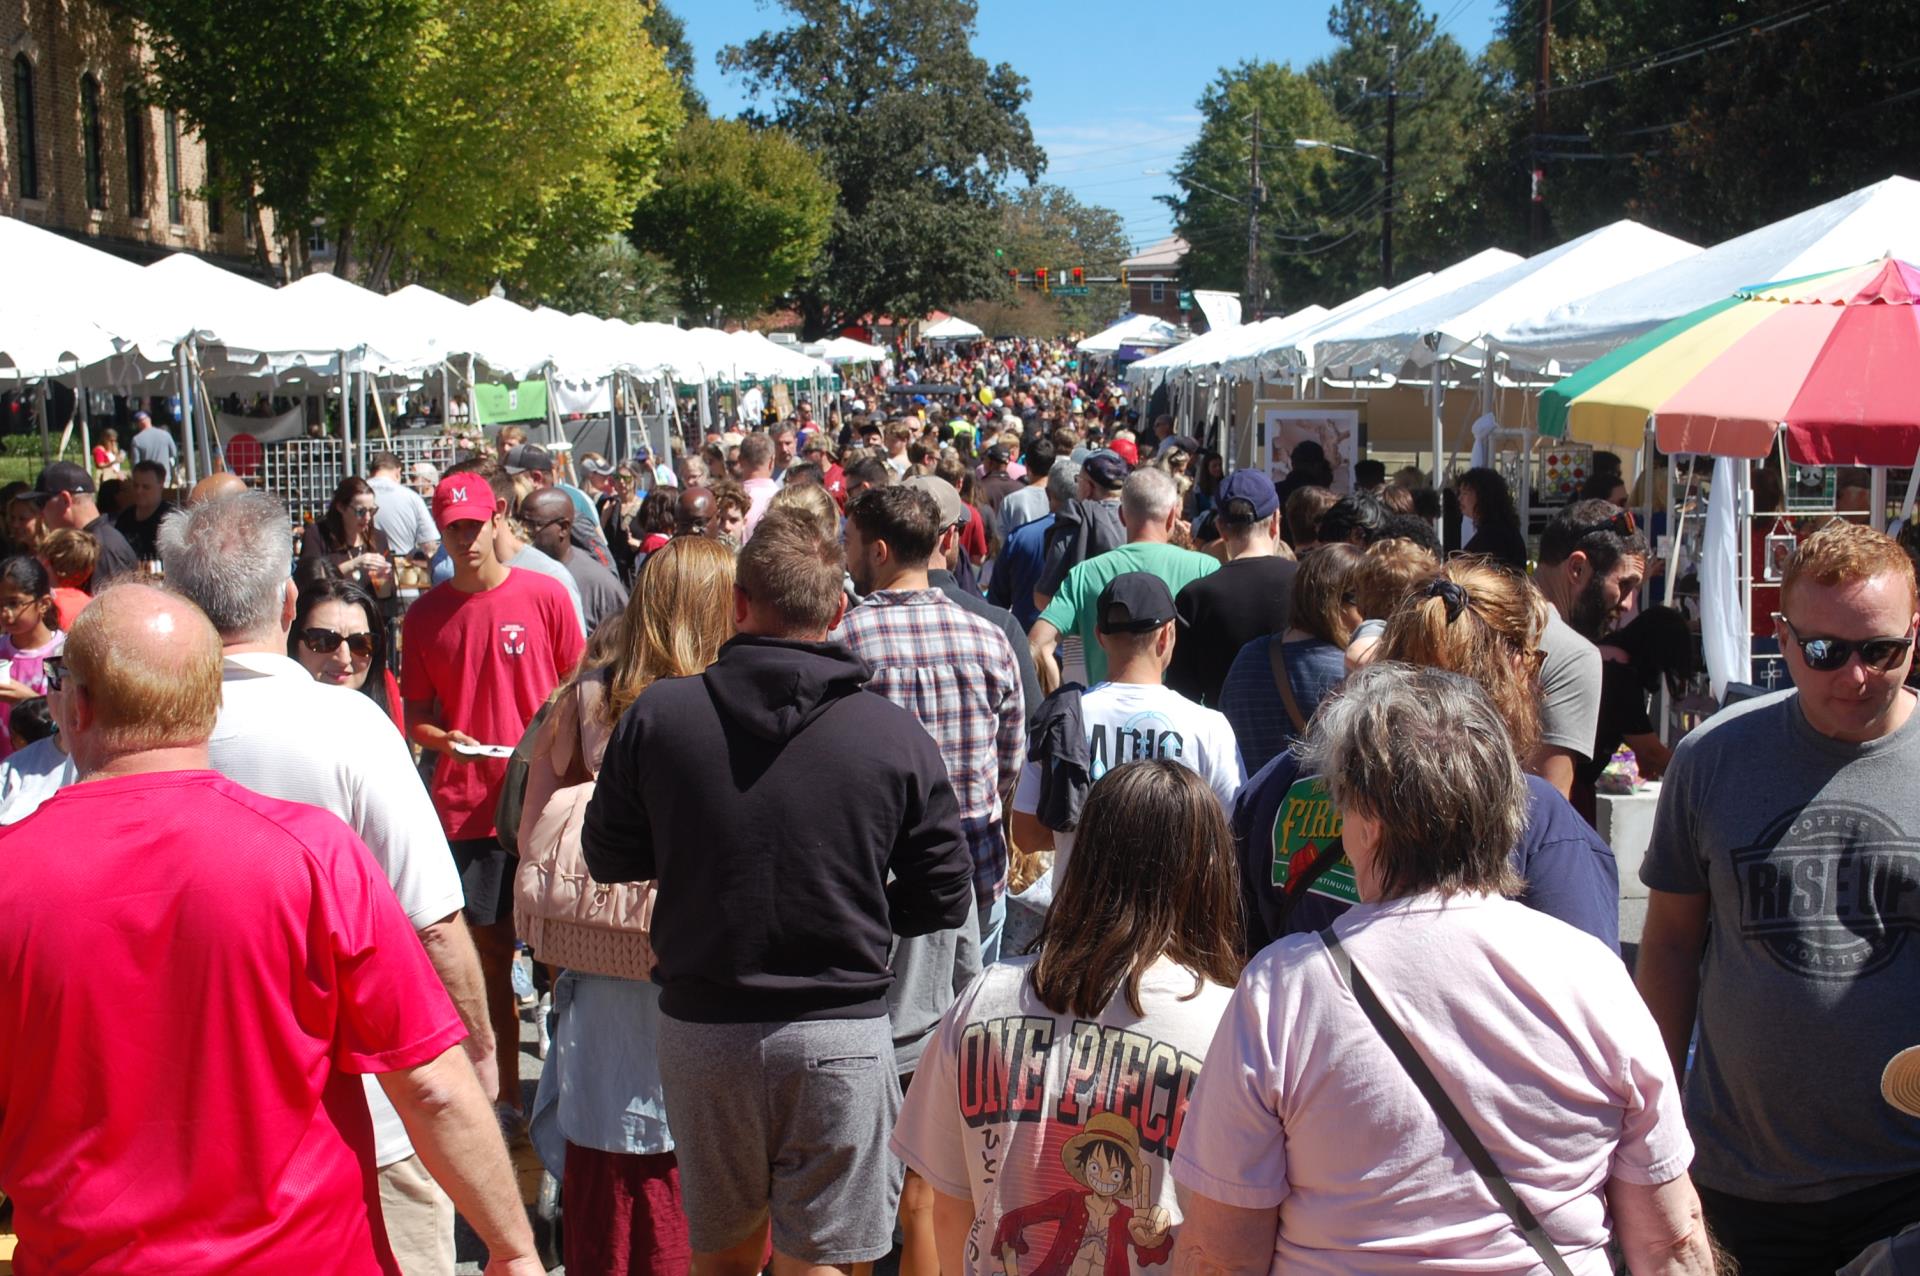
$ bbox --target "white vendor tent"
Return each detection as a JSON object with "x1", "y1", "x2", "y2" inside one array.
[
  {"x1": 818, "y1": 336, "x2": 887, "y2": 365},
  {"x1": 1314, "y1": 220, "x2": 1701, "y2": 377},
  {"x1": 922, "y1": 315, "x2": 984, "y2": 342},
  {"x1": 1491, "y1": 175, "x2": 1920, "y2": 372},
  {"x1": 1077, "y1": 313, "x2": 1184, "y2": 356}
]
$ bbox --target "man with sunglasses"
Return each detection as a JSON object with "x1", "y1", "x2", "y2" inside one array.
[
  {"x1": 1638, "y1": 523, "x2": 1920, "y2": 1275},
  {"x1": 519, "y1": 487, "x2": 627, "y2": 637},
  {"x1": 1529, "y1": 498, "x2": 1650, "y2": 804}
]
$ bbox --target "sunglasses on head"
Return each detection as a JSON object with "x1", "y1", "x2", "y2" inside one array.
[
  {"x1": 1571, "y1": 509, "x2": 1637, "y2": 541},
  {"x1": 299, "y1": 627, "x2": 376, "y2": 658},
  {"x1": 44, "y1": 655, "x2": 70, "y2": 692},
  {"x1": 1775, "y1": 614, "x2": 1914, "y2": 673}
]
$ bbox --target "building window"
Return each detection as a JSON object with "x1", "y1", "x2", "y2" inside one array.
[
  {"x1": 81, "y1": 75, "x2": 105, "y2": 211},
  {"x1": 205, "y1": 145, "x2": 222, "y2": 234},
  {"x1": 243, "y1": 198, "x2": 255, "y2": 243},
  {"x1": 163, "y1": 108, "x2": 182, "y2": 223},
  {"x1": 1150, "y1": 281, "x2": 1165, "y2": 303},
  {"x1": 123, "y1": 89, "x2": 146, "y2": 216},
  {"x1": 13, "y1": 55, "x2": 37, "y2": 201},
  {"x1": 306, "y1": 223, "x2": 329, "y2": 255}
]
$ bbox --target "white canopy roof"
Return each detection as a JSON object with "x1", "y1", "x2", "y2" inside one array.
[
  {"x1": 923, "y1": 315, "x2": 984, "y2": 341},
  {"x1": 1125, "y1": 305, "x2": 1337, "y2": 388},
  {"x1": 818, "y1": 335, "x2": 887, "y2": 364},
  {"x1": 1491, "y1": 176, "x2": 1920, "y2": 371},
  {"x1": 1316, "y1": 221, "x2": 1700, "y2": 376},
  {"x1": 1077, "y1": 313, "x2": 1184, "y2": 356}
]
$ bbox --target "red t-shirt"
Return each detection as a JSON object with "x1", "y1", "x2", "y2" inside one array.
[
  {"x1": 0, "y1": 771, "x2": 465, "y2": 1273},
  {"x1": 401, "y1": 568, "x2": 584, "y2": 839},
  {"x1": 961, "y1": 502, "x2": 989, "y2": 565}
]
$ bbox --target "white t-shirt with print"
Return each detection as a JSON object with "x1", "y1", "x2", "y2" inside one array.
[
  {"x1": 892, "y1": 956, "x2": 1234, "y2": 1276},
  {"x1": 1173, "y1": 892, "x2": 1693, "y2": 1274},
  {"x1": 1014, "y1": 681, "x2": 1244, "y2": 881}
]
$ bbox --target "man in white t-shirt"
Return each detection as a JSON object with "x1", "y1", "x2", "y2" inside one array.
[
  {"x1": 1014, "y1": 572, "x2": 1244, "y2": 882},
  {"x1": 161, "y1": 491, "x2": 493, "y2": 1276}
]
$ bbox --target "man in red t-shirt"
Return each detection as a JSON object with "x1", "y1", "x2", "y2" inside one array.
[
  {"x1": 0, "y1": 584, "x2": 539, "y2": 1274},
  {"x1": 404, "y1": 463, "x2": 583, "y2": 1124}
]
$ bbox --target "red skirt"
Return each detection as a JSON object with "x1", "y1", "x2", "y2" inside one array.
[{"x1": 562, "y1": 1142, "x2": 692, "y2": 1276}]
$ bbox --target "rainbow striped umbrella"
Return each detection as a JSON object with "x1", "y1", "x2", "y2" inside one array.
[{"x1": 1539, "y1": 257, "x2": 1920, "y2": 464}]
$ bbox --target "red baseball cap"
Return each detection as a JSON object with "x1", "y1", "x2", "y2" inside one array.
[
  {"x1": 1109, "y1": 437, "x2": 1140, "y2": 467},
  {"x1": 432, "y1": 474, "x2": 497, "y2": 526}
]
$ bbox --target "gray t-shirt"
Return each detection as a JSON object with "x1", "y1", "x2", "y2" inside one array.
[
  {"x1": 1538, "y1": 607, "x2": 1602, "y2": 759},
  {"x1": 130, "y1": 425, "x2": 179, "y2": 471},
  {"x1": 560, "y1": 549, "x2": 629, "y2": 638},
  {"x1": 1641, "y1": 688, "x2": 1920, "y2": 1202},
  {"x1": 368, "y1": 475, "x2": 439, "y2": 556}
]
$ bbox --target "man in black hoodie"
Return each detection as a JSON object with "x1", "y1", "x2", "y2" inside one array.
[{"x1": 582, "y1": 509, "x2": 972, "y2": 1276}]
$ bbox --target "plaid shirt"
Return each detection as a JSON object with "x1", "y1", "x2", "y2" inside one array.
[{"x1": 836, "y1": 588, "x2": 1025, "y2": 904}]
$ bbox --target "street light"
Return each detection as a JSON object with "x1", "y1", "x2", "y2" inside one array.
[{"x1": 1292, "y1": 138, "x2": 1392, "y2": 286}]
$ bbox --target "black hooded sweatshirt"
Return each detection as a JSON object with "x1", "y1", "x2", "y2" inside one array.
[{"x1": 582, "y1": 634, "x2": 973, "y2": 1024}]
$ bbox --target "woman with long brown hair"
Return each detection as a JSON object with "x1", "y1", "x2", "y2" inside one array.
[
  {"x1": 296, "y1": 475, "x2": 393, "y2": 592},
  {"x1": 521, "y1": 535, "x2": 736, "y2": 1276},
  {"x1": 893, "y1": 760, "x2": 1244, "y2": 1276},
  {"x1": 1231, "y1": 556, "x2": 1620, "y2": 953}
]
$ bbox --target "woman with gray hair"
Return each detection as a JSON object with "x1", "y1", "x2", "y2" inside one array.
[{"x1": 1172, "y1": 663, "x2": 1713, "y2": 1275}]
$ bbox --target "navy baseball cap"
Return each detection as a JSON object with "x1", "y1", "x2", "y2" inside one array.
[
  {"x1": 1217, "y1": 469, "x2": 1280, "y2": 523},
  {"x1": 1082, "y1": 448, "x2": 1130, "y2": 490}
]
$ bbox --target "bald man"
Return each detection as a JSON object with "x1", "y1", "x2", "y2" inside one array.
[
  {"x1": 676, "y1": 485, "x2": 716, "y2": 537},
  {"x1": 520, "y1": 487, "x2": 628, "y2": 636},
  {"x1": 0, "y1": 584, "x2": 540, "y2": 1274},
  {"x1": 189, "y1": 471, "x2": 248, "y2": 505}
]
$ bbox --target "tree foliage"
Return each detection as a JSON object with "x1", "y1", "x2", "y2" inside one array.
[
  {"x1": 630, "y1": 117, "x2": 837, "y2": 319},
  {"x1": 986, "y1": 184, "x2": 1131, "y2": 334},
  {"x1": 644, "y1": 3, "x2": 707, "y2": 117},
  {"x1": 530, "y1": 235, "x2": 681, "y2": 323},
  {"x1": 720, "y1": 0, "x2": 1044, "y2": 338}
]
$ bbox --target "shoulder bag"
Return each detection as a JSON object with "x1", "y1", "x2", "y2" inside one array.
[
  {"x1": 1268, "y1": 636, "x2": 1310, "y2": 734},
  {"x1": 513, "y1": 679, "x2": 658, "y2": 980},
  {"x1": 1319, "y1": 926, "x2": 1575, "y2": 1276}
]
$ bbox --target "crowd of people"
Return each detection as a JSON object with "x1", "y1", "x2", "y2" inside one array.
[{"x1": 1, "y1": 336, "x2": 1917, "y2": 1276}]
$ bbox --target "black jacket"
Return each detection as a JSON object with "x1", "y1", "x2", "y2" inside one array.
[
  {"x1": 582, "y1": 635, "x2": 972, "y2": 1024},
  {"x1": 1026, "y1": 683, "x2": 1090, "y2": 833}
]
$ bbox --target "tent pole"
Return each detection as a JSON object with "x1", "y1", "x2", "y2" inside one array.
[
  {"x1": 177, "y1": 344, "x2": 199, "y2": 483},
  {"x1": 1870, "y1": 465, "x2": 1889, "y2": 533},
  {"x1": 35, "y1": 381, "x2": 51, "y2": 468},
  {"x1": 78, "y1": 379, "x2": 93, "y2": 476},
  {"x1": 1896, "y1": 446, "x2": 1920, "y2": 527},
  {"x1": 338, "y1": 360, "x2": 350, "y2": 478},
  {"x1": 1429, "y1": 361, "x2": 1444, "y2": 540},
  {"x1": 440, "y1": 365, "x2": 451, "y2": 430}
]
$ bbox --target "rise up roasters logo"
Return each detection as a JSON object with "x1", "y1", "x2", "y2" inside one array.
[{"x1": 1733, "y1": 800, "x2": 1920, "y2": 980}]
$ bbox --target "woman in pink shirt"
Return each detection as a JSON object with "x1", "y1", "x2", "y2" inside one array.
[{"x1": 1171, "y1": 662, "x2": 1713, "y2": 1275}]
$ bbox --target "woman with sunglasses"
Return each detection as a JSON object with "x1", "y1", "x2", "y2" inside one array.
[
  {"x1": 297, "y1": 476, "x2": 394, "y2": 593},
  {"x1": 288, "y1": 577, "x2": 401, "y2": 736},
  {"x1": 0, "y1": 556, "x2": 65, "y2": 762},
  {"x1": 602, "y1": 466, "x2": 647, "y2": 583},
  {"x1": 1232, "y1": 558, "x2": 1619, "y2": 955}
]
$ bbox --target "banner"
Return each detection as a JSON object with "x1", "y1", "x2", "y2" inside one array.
[
  {"x1": 551, "y1": 378, "x2": 612, "y2": 416},
  {"x1": 473, "y1": 380, "x2": 549, "y2": 425},
  {"x1": 1192, "y1": 290, "x2": 1243, "y2": 333},
  {"x1": 1259, "y1": 401, "x2": 1364, "y2": 495}
]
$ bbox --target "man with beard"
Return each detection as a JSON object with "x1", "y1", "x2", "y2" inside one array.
[{"x1": 1530, "y1": 499, "x2": 1649, "y2": 808}]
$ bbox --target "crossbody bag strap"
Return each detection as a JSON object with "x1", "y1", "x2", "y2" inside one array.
[
  {"x1": 1267, "y1": 637, "x2": 1309, "y2": 734},
  {"x1": 1319, "y1": 927, "x2": 1576, "y2": 1276}
]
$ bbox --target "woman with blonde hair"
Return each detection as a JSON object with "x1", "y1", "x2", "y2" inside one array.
[
  {"x1": 1344, "y1": 537, "x2": 1441, "y2": 671},
  {"x1": 1231, "y1": 557, "x2": 1619, "y2": 953},
  {"x1": 523, "y1": 535, "x2": 736, "y2": 1274}
]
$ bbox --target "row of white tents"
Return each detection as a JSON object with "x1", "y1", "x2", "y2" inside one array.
[{"x1": 1126, "y1": 175, "x2": 1920, "y2": 404}]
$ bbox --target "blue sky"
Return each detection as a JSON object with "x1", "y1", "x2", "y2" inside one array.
[{"x1": 676, "y1": 1, "x2": 1503, "y2": 252}]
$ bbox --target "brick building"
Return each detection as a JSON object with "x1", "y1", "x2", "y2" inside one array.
[
  {"x1": 0, "y1": 0, "x2": 278, "y2": 276},
  {"x1": 1122, "y1": 235, "x2": 1188, "y2": 325}
]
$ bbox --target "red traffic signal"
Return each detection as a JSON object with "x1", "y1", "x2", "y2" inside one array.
[
  {"x1": 1071, "y1": 267, "x2": 1084, "y2": 286},
  {"x1": 1036, "y1": 267, "x2": 1049, "y2": 292},
  {"x1": 1007, "y1": 268, "x2": 1018, "y2": 286}
]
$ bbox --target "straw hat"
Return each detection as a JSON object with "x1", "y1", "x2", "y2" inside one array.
[
  {"x1": 1060, "y1": 1112, "x2": 1144, "y2": 1175},
  {"x1": 1883, "y1": 1046, "x2": 1920, "y2": 1116}
]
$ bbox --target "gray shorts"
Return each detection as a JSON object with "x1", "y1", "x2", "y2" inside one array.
[{"x1": 655, "y1": 1013, "x2": 903, "y2": 1264}]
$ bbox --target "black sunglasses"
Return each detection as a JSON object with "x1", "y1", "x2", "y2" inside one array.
[
  {"x1": 1775, "y1": 614, "x2": 1914, "y2": 673},
  {"x1": 44, "y1": 655, "x2": 70, "y2": 691},
  {"x1": 299, "y1": 627, "x2": 377, "y2": 658},
  {"x1": 1571, "y1": 509, "x2": 1637, "y2": 541}
]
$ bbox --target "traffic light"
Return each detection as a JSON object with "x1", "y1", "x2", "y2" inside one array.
[
  {"x1": 1006, "y1": 268, "x2": 1018, "y2": 287},
  {"x1": 1120, "y1": 266, "x2": 1130, "y2": 287},
  {"x1": 1036, "y1": 267, "x2": 1049, "y2": 293},
  {"x1": 1071, "y1": 267, "x2": 1084, "y2": 287}
]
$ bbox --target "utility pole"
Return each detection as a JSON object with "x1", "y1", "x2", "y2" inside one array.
[
  {"x1": 1531, "y1": 0, "x2": 1554, "y2": 250},
  {"x1": 1382, "y1": 43, "x2": 1398, "y2": 288},
  {"x1": 1245, "y1": 107, "x2": 1263, "y2": 320}
]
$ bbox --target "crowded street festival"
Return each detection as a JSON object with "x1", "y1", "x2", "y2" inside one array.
[{"x1": 1, "y1": 0, "x2": 1918, "y2": 1274}]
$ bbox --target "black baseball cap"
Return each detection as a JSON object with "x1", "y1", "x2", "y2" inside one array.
[
  {"x1": 1083, "y1": 448, "x2": 1130, "y2": 490},
  {"x1": 1096, "y1": 572, "x2": 1181, "y2": 634},
  {"x1": 29, "y1": 461, "x2": 93, "y2": 502},
  {"x1": 985, "y1": 443, "x2": 1012, "y2": 463},
  {"x1": 503, "y1": 444, "x2": 555, "y2": 475}
]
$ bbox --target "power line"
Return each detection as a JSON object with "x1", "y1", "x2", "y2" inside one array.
[{"x1": 1542, "y1": 0, "x2": 1847, "y2": 98}]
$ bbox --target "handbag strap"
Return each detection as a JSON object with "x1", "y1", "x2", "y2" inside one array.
[
  {"x1": 1268, "y1": 637, "x2": 1309, "y2": 734},
  {"x1": 1319, "y1": 927, "x2": 1575, "y2": 1276}
]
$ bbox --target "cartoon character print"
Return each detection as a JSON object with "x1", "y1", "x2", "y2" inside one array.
[
  {"x1": 499, "y1": 622, "x2": 527, "y2": 657},
  {"x1": 992, "y1": 1113, "x2": 1173, "y2": 1276}
]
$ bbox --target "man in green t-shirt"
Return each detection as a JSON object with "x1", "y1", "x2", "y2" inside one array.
[{"x1": 1029, "y1": 466, "x2": 1218, "y2": 688}]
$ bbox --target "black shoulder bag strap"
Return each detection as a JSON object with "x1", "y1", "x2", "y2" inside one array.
[{"x1": 1319, "y1": 927, "x2": 1576, "y2": 1276}]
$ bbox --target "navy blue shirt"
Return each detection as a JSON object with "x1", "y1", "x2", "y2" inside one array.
[
  {"x1": 988, "y1": 512, "x2": 1055, "y2": 631},
  {"x1": 1231, "y1": 750, "x2": 1620, "y2": 955},
  {"x1": 1218, "y1": 636, "x2": 1347, "y2": 775}
]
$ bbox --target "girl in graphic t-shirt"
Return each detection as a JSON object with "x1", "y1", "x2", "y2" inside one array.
[
  {"x1": 890, "y1": 761, "x2": 1243, "y2": 1276},
  {"x1": 0, "y1": 555, "x2": 66, "y2": 762}
]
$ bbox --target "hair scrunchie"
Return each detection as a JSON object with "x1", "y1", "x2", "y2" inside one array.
[{"x1": 1425, "y1": 577, "x2": 1470, "y2": 624}]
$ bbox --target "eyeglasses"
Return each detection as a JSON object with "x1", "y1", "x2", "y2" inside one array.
[
  {"x1": 351, "y1": 505, "x2": 379, "y2": 519},
  {"x1": 299, "y1": 627, "x2": 377, "y2": 658},
  {"x1": 1774, "y1": 614, "x2": 1914, "y2": 673},
  {"x1": 524, "y1": 517, "x2": 572, "y2": 535},
  {"x1": 44, "y1": 656, "x2": 69, "y2": 691}
]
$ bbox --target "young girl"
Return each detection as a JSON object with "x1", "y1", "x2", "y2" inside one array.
[{"x1": 0, "y1": 556, "x2": 67, "y2": 761}]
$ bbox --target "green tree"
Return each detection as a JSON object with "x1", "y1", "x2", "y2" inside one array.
[
  {"x1": 990, "y1": 184, "x2": 1130, "y2": 333},
  {"x1": 115, "y1": 0, "x2": 426, "y2": 274},
  {"x1": 629, "y1": 117, "x2": 837, "y2": 319},
  {"x1": 1164, "y1": 61, "x2": 1352, "y2": 314},
  {"x1": 531, "y1": 235, "x2": 681, "y2": 323},
  {"x1": 330, "y1": 0, "x2": 684, "y2": 296},
  {"x1": 1306, "y1": 0, "x2": 1483, "y2": 289},
  {"x1": 644, "y1": 3, "x2": 707, "y2": 117},
  {"x1": 720, "y1": 0, "x2": 1045, "y2": 339}
]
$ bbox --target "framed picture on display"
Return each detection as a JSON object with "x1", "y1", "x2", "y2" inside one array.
[{"x1": 1256, "y1": 401, "x2": 1365, "y2": 494}]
